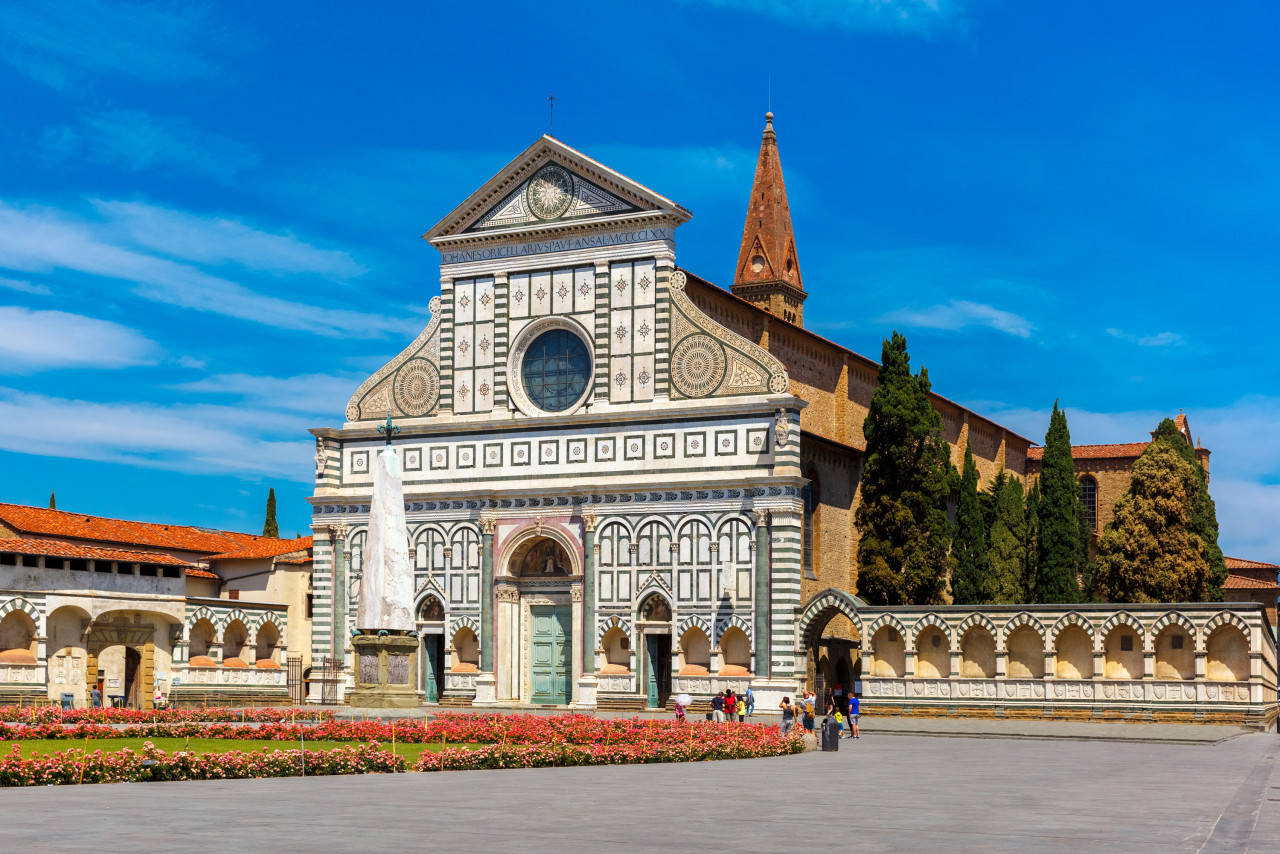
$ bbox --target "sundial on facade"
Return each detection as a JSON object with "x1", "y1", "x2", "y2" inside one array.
[{"x1": 526, "y1": 164, "x2": 574, "y2": 219}]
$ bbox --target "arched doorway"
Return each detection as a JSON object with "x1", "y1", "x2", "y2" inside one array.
[
  {"x1": 797, "y1": 589, "x2": 865, "y2": 700},
  {"x1": 504, "y1": 535, "x2": 577, "y2": 705},
  {"x1": 417, "y1": 595, "x2": 445, "y2": 703},
  {"x1": 637, "y1": 593, "x2": 672, "y2": 709}
]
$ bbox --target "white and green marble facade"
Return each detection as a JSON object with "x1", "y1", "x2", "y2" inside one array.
[{"x1": 310, "y1": 137, "x2": 803, "y2": 708}]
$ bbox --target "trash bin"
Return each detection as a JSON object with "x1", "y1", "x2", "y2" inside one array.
[
  {"x1": 821, "y1": 716, "x2": 840, "y2": 752},
  {"x1": 109, "y1": 695, "x2": 125, "y2": 709},
  {"x1": 60, "y1": 693, "x2": 75, "y2": 710}
]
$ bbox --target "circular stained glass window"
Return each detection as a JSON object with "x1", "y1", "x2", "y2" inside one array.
[{"x1": 520, "y1": 328, "x2": 591, "y2": 412}]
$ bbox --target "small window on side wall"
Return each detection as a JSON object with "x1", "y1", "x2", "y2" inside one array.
[{"x1": 1120, "y1": 634, "x2": 1133, "y2": 652}]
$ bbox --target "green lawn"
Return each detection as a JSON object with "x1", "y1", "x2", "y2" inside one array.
[{"x1": 6, "y1": 738, "x2": 479, "y2": 762}]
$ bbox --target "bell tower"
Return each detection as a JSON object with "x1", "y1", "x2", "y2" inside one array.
[{"x1": 732, "y1": 112, "x2": 806, "y2": 326}]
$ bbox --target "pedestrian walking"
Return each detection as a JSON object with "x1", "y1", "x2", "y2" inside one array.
[
  {"x1": 802, "y1": 690, "x2": 816, "y2": 734},
  {"x1": 744, "y1": 686, "x2": 755, "y2": 718},
  {"x1": 779, "y1": 696, "x2": 795, "y2": 735},
  {"x1": 848, "y1": 693, "x2": 860, "y2": 738},
  {"x1": 89, "y1": 687, "x2": 102, "y2": 709},
  {"x1": 725, "y1": 689, "x2": 737, "y2": 721},
  {"x1": 712, "y1": 690, "x2": 726, "y2": 723},
  {"x1": 674, "y1": 698, "x2": 687, "y2": 722}
]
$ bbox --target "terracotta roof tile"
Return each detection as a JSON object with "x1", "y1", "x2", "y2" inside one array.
[
  {"x1": 1223, "y1": 574, "x2": 1279, "y2": 590},
  {"x1": 0, "y1": 503, "x2": 276, "y2": 555},
  {"x1": 0, "y1": 538, "x2": 195, "y2": 568},
  {"x1": 185, "y1": 567, "x2": 220, "y2": 580},
  {"x1": 203, "y1": 536, "x2": 313, "y2": 561},
  {"x1": 273, "y1": 556, "x2": 313, "y2": 566},
  {"x1": 1025, "y1": 442, "x2": 1152, "y2": 462},
  {"x1": 1225, "y1": 556, "x2": 1280, "y2": 571}
]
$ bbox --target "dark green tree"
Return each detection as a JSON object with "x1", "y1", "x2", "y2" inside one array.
[
  {"x1": 1023, "y1": 480, "x2": 1041, "y2": 602},
  {"x1": 950, "y1": 439, "x2": 991, "y2": 605},
  {"x1": 48, "y1": 491, "x2": 56, "y2": 510},
  {"x1": 855, "y1": 332, "x2": 954, "y2": 606},
  {"x1": 1093, "y1": 438, "x2": 1211, "y2": 602},
  {"x1": 263, "y1": 488, "x2": 279, "y2": 538},
  {"x1": 987, "y1": 471, "x2": 1027, "y2": 604},
  {"x1": 1033, "y1": 402, "x2": 1084, "y2": 603},
  {"x1": 1151, "y1": 418, "x2": 1227, "y2": 600}
]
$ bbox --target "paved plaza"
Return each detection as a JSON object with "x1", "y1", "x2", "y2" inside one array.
[{"x1": 3, "y1": 727, "x2": 1278, "y2": 853}]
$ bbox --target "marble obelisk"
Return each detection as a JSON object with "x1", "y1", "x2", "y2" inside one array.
[{"x1": 356, "y1": 447, "x2": 414, "y2": 633}]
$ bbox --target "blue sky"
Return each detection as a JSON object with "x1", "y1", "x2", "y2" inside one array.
[{"x1": 0, "y1": 1, "x2": 1276, "y2": 559}]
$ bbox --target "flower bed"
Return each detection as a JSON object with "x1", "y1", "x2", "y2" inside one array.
[
  {"x1": 0, "y1": 741, "x2": 402, "y2": 786},
  {"x1": 0, "y1": 706, "x2": 334, "y2": 725}
]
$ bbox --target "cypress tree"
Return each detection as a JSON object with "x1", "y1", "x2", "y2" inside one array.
[
  {"x1": 987, "y1": 471, "x2": 1027, "y2": 604},
  {"x1": 263, "y1": 488, "x2": 279, "y2": 538},
  {"x1": 1151, "y1": 418, "x2": 1227, "y2": 600},
  {"x1": 950, "y1": 439, "x2": 991, "y2": 605},
  {"x1": 1093, "y1": 438, "x2": 1211, "y2": 602},
  {"x1": 1023, "y1": 480, "x2": 1041, "y2": 602},
  {"x1": 855, "y1": 332, "x2": 954, "y2": 606},
  {"x1": 48, "y1": 491, "x2": 56, "y2": 510},
  {"x1": 1032, "y1": 402, "x2": 1083, "y2": 603}
]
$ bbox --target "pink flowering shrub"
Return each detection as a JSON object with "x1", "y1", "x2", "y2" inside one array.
[
  {"x1": 0, "y1": 706, "x2": 334, "y2": 725},
  {"x1": 0, "y1": 741, "x2": 403, "y2": 787}
]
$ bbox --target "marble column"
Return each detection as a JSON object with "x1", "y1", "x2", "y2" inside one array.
[
  {"x1": 329, "y1": 524, "x2": 348, "y2": 665},
  {"x1": 752, "y1": 509, "x2": 770, "y2": 677},
  {"x1": 581, "y1": 509, "x2": 597, "y2": 674},
  {"x1": 479, "y1": 514, "x2": 495, "y2": 672}
]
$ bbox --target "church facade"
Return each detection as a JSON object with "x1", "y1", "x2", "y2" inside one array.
[{"x1": 308, "y1": 118, "x2": 1276, "y2": 726}]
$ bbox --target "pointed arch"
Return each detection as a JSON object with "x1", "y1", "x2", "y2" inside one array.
[
  {"x1": 797, "y1": 588, "x2": 864, "y2": 649},
  {"x1": 912, "y1": 612, "x2": 953, "y2": 647},
  {"x1": 1001, "y1": 612, "x2": 1047, "y2": 646},
  {"x1": 1049, "y1": 612, "x2": 1096, "y2": 646},
  {"x1": 714, "y1": 613, "x2": 753, "y2": 644}
]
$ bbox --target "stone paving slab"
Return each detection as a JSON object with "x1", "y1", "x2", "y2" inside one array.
[{"x1": 2, "y1": 730, "x2": 1277, "y2": 852}]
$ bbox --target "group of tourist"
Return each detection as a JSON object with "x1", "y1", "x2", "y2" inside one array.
[
  {"x1": 673, "y1": 687, "x2": 756, "y2": 722},
  {"x1": 778, "y1": 689, "x2": 860, "y2": 739}
]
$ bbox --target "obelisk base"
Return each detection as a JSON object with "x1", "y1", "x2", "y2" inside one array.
[
  {"x1": 348, "y1": 634, "x2": 421, "y2": 709},
  {"x1": 472, "y1": 672, "x2": 498, "y2": 706}
]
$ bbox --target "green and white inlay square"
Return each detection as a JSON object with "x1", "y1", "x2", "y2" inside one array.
[
  {"x1": 429, "y1": 446, "x2": 449, "y2": 470},
  {"x1": 511, "y1": 441, "x2": 532, "y2": 466},
  {"x1": 714, "y1": 430, "x2": 738, "y2": 456},
  {"x1": 567, "y1": 438, "x2": 587, "y2": 463},
  {"x1": 623, "y1": 434, "x2": 645, "y2": 461},
  {"x1": 683, "y1": 432, "x2": 706, "y2": 458},
  {"x1": 483, "y1": 442, "x2": 504, "y2": 468},
  {"x1": 653, "y1": 433, "x2": 676, "y2": 459}
]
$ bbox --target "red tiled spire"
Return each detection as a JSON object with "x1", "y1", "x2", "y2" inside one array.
[{"x1": 732, "y1": 112, "x2": 806, "y2": 326}]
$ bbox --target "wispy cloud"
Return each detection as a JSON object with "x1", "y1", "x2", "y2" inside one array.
[
  {"x1": 1107, "y1": 327, "x2": 1186, "y2": 347},
  {"x1": 44, "y1": 110, "x2": 257, "y2": 179},
  {"x1": 0, "y1": 388, "x2": 310, "y2": 480},
  {"x1": 0, "y1": 1, "x2": 233, "y2": 92},
  {"x1": 883, "y1": 300, "x2": 1034, "y2": 337},
  {"x1": 171, "y1": 372, "x2": 361, "y2": 416},
  {"x1": 0, "y1": 276, "x2": 50, "y2": 296},
  {"x1": 0, "y1": 306, "x2": 156, "y2": 372},
  {"x1": 0, "y1": 201, "x2": 413, "y2": 338},
  {"x1": 94, "y1": 201, "x2": 365, "y2": 278},
  {"x1": 680, "y1": 0, "x2": 964, "y2": 33}
]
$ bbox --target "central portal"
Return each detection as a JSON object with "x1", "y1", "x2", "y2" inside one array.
[{"x1": 530, "y1": 605, "x2": 572, "y2": 705}]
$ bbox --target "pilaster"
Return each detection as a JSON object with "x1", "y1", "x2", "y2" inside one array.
[
  {"x1": 752, "y1": 509, "x2": 771, "y2": 677},
  {"x1": 581, "y1": 509, "x2": 597, "y2": 675},
  {"x1": 479, "y1": 513, "x2": 495, "y2": 673}
]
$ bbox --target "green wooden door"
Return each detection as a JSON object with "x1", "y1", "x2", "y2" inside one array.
[
  {"x1": 530, "y1": 605, "x2": 572, "y2": 705},
  {"x1": 422, "y1": 635, "x2": 442, "y2": 703},
  {"x1": 645, "y1": 634, "x2": 671, "y2": 708}
]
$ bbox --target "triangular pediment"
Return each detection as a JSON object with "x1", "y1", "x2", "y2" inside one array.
[{"x1": 425, "y1": 136, "x2": 691, "y2": 242}]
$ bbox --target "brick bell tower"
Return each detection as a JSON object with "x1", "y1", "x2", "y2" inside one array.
[{"x1": 732, "y1": 111, "x2": 806, "y2": 326}]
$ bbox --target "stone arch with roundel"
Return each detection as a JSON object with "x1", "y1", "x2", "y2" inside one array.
[
  {"x1": 955, "y1": 612, "x2": 998, "y2": 644},
  {"x1": 1099, "y1": 611, "x2": 1145, "y2": 642},
  {"x1": 863, "y1": 612, "x2": 907, "y2": 642},
  {"x1": 1201, "y1": 610, "x2": 1251, "y2": 653},
  {"x1": 797, "y1": 588, "x2": 864, "y2": 649},
  {"x1": 1049, "y1": 611, "x2": 1096, "y2": 649},
  {"x1": 1151, "y1": 611, "x2": 1198, "y2": 651},
  {"x1": 714, "y1": 614, "x2": 752, "y2": 645},
  {"x1": 448, "y1": 614, "x2": 480, "y2": 640},
  {"x1": 597, "y1": 614, "x2": 632, "y2": 645},
  {"x1": 676, "y1": 614, "x2": 711, "y2": 639},
  {"x1": 911, "y1": 612, "x2": 953, "y2": 648},
  {"x1": 186, "y1": 606, "x2": 218, "y2": 641},
  {"x1": 222, "y1": 609, "x2": 252, "y2": 632},
  {"x1": 1001, "y1": 612, "x2": 1047, "y2": 648},
  {"x1": 0, "y1": 597, "x2": 42, "y2": 634},
  {"x1": 413, "y1": 579, "x2": 447, "y2": 613},
  {"x1": 251, "y1": 613, "x2": 285, "y2": 646}
]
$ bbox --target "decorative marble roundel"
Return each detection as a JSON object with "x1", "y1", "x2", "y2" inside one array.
[
  {"x1": 526, "y1": 164, "x2": 574, "y2": 220},
  {"x1": 671, "y1": 334, "x2": 727, "y2": 397},
  {"x1": 393, "y1": 358, "x2": 439, "y2": 416}
]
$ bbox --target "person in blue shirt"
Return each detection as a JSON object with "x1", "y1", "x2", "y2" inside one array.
[{"x1": 847, "y1": 693, "x2": 860, "y2": 738}]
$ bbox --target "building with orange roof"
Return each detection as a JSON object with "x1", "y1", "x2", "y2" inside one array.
[{"x1": 0, "y1": 502, "x2": 313, "y2": 708}]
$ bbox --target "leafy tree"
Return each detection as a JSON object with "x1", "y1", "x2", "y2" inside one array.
[
  {"x1": 48, "y1": 491, "x2": 56, "y2": 510},
  {"x1": 1151, "y1": 418, "x2": 1227, "y2": 600},
  {"x1": 987, "y1": 471, "x2": 1027, "y2": 604},
  {"x1": 263, "y1": 488, "x2": 279, "y2": 538},
  {"x1": 950, "y1": 439, "x2": 991, "y2": 605},
  {"x1": 1093, "y1": 438, "x2": 1211, "y2": 602},
  {"x1": 1032, "y1": 402, "x2": 1083, "y2": 603},
  {"x1": 855, "y1": 332, "x2": 954, "y2": 606},
  {"x1": 1023, "y1": 479, "x2": 1041, "y2": 602}
]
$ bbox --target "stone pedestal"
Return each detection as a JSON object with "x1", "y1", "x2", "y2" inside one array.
[
  {"x1": 572, "y1": 674, "x2": 598, "y2": 710},
  {"x1": 749, "y1": 677, "x2": 802, "y2": 716},
  {"x1": 472, "y1": 672, "x2": 498, "y2": 706},
  {"x1": 348, "y1": 634, "x2": 420, "y2": 709}
]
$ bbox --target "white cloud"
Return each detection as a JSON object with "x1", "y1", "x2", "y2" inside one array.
[
  {"x1": 0, "y1": 306, "x2": 156, "y2": 372},
  {"x1": 0, "y1": 1, "x2": 231, "y2": 92},
  {"x1": 0, "y1": 201, "x2": 415, "y2": 338},
  {"x1": 0, "y1": 388, "x2": 311, "y2": 480},
  {"x1": 44, "y1": 110, "x2": 258, "y2": 179},
  {"x1": 681, "y1": 0, "x2": 963, "y2": 33},
  {"x1": 172, "y1": 372, "x2": 361, "y2": 416},
  {"x1": 883, "y1": 300, "x2": 1034, "y2": 337},
  {"x1": 1107, "y1": 328, "x2": 1186, "y2": 347},
  {"x1": 972, "y1": 396, "x2": 1280, "y2": 561},
  {"x1": 0, "y1": 276, "x2": 50, "y2": 296},
  {"x1": 93, "y1": 200, "x2": 364, "y2": 278}
]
